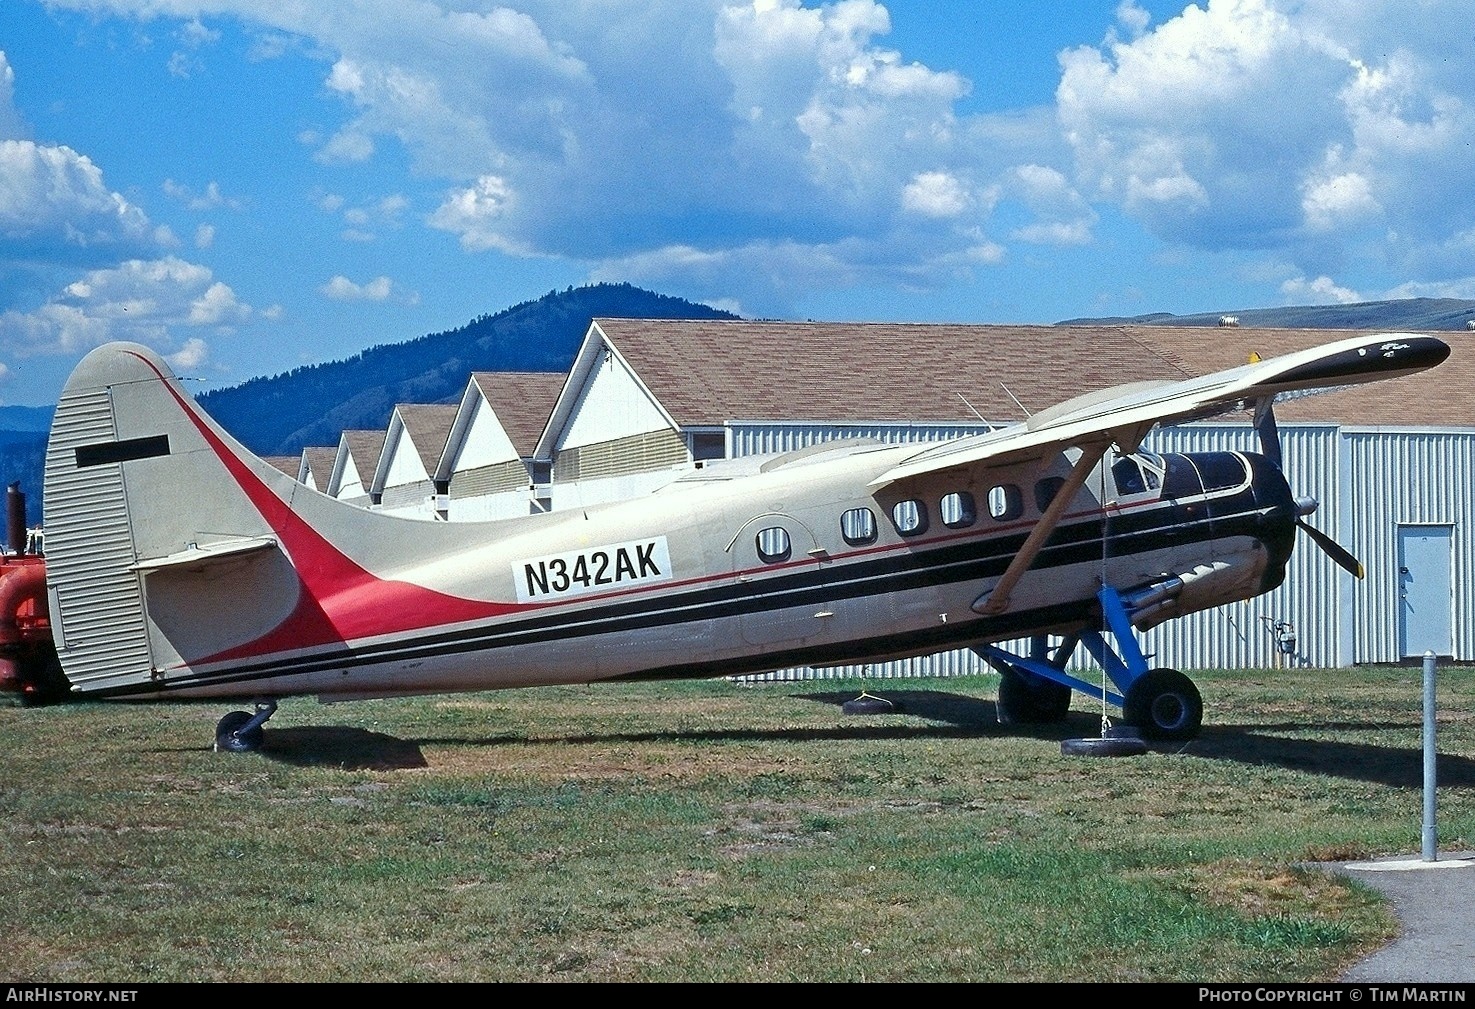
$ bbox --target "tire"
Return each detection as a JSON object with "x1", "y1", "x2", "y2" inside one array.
[
  {"x1": 215, "y1": 710, "x2": 264, "y2": 753},
  {"x1": 842, "y1": 693, "x2": 896, "y2": 715},
  {"x1": 1122, "y1": 668, "x2": 1203, "y2": 741},
  {"x1": 1060, "y1": 736, "x2": 1149, "y2": 757},
  {"x1": 996, "y1": 665, "x2": 1072, "y2": 725}
]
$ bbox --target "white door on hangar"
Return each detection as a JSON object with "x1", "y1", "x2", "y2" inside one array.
[{"x1": 1397, "y1": 524, "x2": 1453, "y2": 661}]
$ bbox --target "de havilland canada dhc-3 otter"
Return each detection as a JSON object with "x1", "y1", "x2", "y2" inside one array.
[{"x1": 26, "y1": 332, "x2": 1449, "y2": 752}]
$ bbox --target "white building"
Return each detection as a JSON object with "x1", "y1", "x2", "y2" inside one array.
[
  {"x1": 327, "y1": 430, "x2": 386, "y2": 508},
  {"x1": 372, "y1": 404, "x2": 458, "y2": 519},
  {"x1": 436, "y1": 372, "x2": 564, "y2": 520}
]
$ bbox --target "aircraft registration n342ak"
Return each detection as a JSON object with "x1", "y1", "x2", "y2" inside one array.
[{"x1": 28, "y1": 333, "x2": 1450, "y2": 752}]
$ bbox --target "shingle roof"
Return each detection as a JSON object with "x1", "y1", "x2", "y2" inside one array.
[
  {"x1": 395, "y1": 404, "x2": 459, "y2": 473},
  {"x1": 592, "y1": 319, "x2": 1190, "y2": 427},
  {"x1": 262, "y1": 455, "x2": 298, "y2": 476},
  {"x1": 342, "y1": 430, "x2": 387, "y2": 478},
  {"x1": 470, "y1": 372, "x2": 565, "y2": 457},
  {"x1": 591, "y1": 319, "x2": 1468, "y2": 429},
  {"x1": 301, "y1": 447, "x2": 336, "y2": 488}
]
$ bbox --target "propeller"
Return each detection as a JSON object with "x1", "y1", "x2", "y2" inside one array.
[{"x1": 1255, "y1": 393, "x2": 1365, "y2": 580}]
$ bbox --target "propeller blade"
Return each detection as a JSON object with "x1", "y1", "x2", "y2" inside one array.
[
  {"x1": 1254, "y1": 398, "x2": 1282, "y2": 469},
  {"x1": 1298, "y1": 519, "x2": 1365, "y2": 579}
]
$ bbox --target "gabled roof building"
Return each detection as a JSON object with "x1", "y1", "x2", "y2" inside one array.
[
  {"x1": 372, "y1": 404, "x2": 458, "y2": 519},
  {"x1": 328, "y1": 430, "x2": 387, "y2": 508},
  {"x1": 297, "y1": 446, "x2": 337, "y2": 493},
  {"x1": 436, "y1": 372, "x2": 565, "y2": 520}
]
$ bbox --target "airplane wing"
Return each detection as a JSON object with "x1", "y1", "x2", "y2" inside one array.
[{"x1": 871, "y1": 332, "x2": 1450, "y2": 487}]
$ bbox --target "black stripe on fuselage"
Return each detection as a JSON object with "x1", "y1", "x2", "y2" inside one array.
[{"x1": 91, "y1": 486, "x2": 1279, "y2": 698}]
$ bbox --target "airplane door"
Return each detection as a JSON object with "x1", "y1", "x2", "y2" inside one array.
[
  {"x1": 1397, "y1": 524, "x2": 1453, "y2": 660},
  {"x1": 727, "y1": 512, "x2": 829, "y2": 647}
]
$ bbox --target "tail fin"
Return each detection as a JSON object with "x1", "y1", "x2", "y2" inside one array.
[
  {"x1": 43, "y1": 343, "x2": 306, "y2": 695},
  {"x1": 44, "y1": 343, "x2": 518, "y2": 700}
]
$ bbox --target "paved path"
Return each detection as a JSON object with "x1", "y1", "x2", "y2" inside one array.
[{"x1": 1319, "y1": 850, "x2": 1475, "y2": 983}]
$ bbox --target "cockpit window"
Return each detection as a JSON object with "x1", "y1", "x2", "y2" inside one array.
[
  {"x1": 1111, "y1": 452, "x2": 1163, "y2": 497},
  {"x1": 1194, "y1": 452, "x2": 1250, "y2": 491}
]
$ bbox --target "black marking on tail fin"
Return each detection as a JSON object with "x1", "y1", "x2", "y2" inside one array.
[{"x1": 74, "y1": 434, "x2": 170, "y2": 468}]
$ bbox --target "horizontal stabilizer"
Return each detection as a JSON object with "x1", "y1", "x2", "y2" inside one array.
[{"x1": 131, "y1": 536, "x2": 280, "y2": 573}]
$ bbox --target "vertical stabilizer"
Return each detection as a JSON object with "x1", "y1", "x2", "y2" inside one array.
[{"x1": 43, "y1": 343, "x2": 300, "y2": 696}]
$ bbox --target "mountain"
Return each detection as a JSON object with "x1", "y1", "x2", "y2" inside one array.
[
  {"x1": 199, "y1": 282, "x2": 739, "y2": 455},
  {"x1": 1059, "y1": 297, "x2": 1475, "y2": 331}
]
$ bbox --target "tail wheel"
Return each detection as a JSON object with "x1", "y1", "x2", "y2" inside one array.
[
  {"x1": 215, "y1": 710, "x2": 264, "y2": 753},
  {"x1": 996, "y1": 665, "x2": 1072, "y2": 725},
  {"x1": 1123, "y1": 667, "x2": 1203, "y2": 740}
]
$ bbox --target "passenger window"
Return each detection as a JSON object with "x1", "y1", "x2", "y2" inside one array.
[
  {"x1": 940, "y1": 491, "x2": 976, "y2": 529},
  {"x1": 988, "y1": 484, "x2": 1023, "y2": 521},
  {"x1": 1034, "y1": 476, "x2": 1066, "y2": 512},
  {"x1": 891, "y1": 499, "x2": 929, "y2": 536},
  {"x1": 756, "y1": 526, "x2": 791, "y2": 563},
  {"x1": 841, "y1": 507, "x2": 877, "y2": 545}
]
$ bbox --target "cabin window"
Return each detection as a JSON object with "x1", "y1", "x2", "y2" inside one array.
[
  {"x1": 987, "y1": 484, "x2": 1023, "y2": 521},
  {"x1": 940, "y1": 491, "x2": 976, "y2": 529},
  {"x1": 1034, "y1": 476, "x2": 1066, "y2": 513},
  {"x1": 755, "y1": 526, "x2": 792, "y2": 563},
  {"x1": 891, "y1": 499, "x2": 929, "y2": 536},
  {"x1": 841, "y1": 507, "x2": 878, "y2": 545}
]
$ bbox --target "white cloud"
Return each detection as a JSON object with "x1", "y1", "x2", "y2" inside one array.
[
  {"x1": 1382, "y1": 276, "x2": 1475, "y2": 300},
  {"x1": 0, "y1": 255, "x2": 250, "y2": 356},
  {"x1": 194, "y1": 223, "x2": 214, "y2": 247},
  {"x1": 1056, "y1": 0, "x2": 1475, "y2": 271},
  {"x1": 902, "y1": 171, "x2": 971, "y2": 218},
  {"x1": 1007, "y1": 164, "x2": 1096, "y2": 245},
  {"x1": 163, "y1": 178, "x2": 234, "y2": 211},
  {"x1": 30, "y1": 0, "x2": 1475, "y2": 315},
  {"x1": 1279, "y1": 274, "x2": 1361, "y2": 304},
  {"x1": 166, "y1": 336, "x2": 209, "y2": 369},
  {"x1": 429, "y1": 175, "x2": 522, "y2": 253},
  {"x1": 0, "y1": 139, "x2": 155, "y2": 254},
  {"x1": 0, "y1": 52, "x2": 24, "y2": 139},
  {"x1": 1301, "y1": 170, "x2": 1379, "y2": 232},
  {"x1": 320, "y1": 275, "x2": 394, "y2": 301}
]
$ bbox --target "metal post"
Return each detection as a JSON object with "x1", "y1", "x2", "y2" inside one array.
[{"x1": 1422, "y1": 650, "x2": 1438, "y2": 862}]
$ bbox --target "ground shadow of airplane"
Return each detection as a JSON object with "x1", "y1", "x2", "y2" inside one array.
[{"x1": 231, "y1": 687, "x2": 1475, "y2": 785}]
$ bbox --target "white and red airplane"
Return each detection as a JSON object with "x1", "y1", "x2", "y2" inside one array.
[{"x1": 27, "y1": 332, "x2": 1449, "y2": 752}]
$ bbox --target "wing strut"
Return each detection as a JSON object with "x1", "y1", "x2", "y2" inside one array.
[{"x1": 973, "y1": 440, "x2": 1110, "y2": 617}]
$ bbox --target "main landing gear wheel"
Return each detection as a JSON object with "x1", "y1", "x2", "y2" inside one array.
[
  {"x1": 1122, "y1": 668, "x2": 1203, "y2": 741},
  {"x1": 996, "y1": 666, "x2": 1072, "y2": 725}
]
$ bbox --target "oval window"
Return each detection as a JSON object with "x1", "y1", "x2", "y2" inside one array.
[
  {"x1": 755, "y1": 526, "x2": 792, "y2": 563},
  {"x1": 988, "y1": 484, "x2": 1023, "y2": 521},
  {"x1": 840, "y1": 507, "x2": 877, "y2": 545},
  {"x1": 891, "y1": 499, "x2": 929, "y2": 536},
  {"x1": 940, "y1": 491, "x2": 976, "y2": 529}
]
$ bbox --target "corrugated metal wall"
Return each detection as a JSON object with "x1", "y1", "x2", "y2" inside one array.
[
  {"x1": 1343, "y1": 428, "x2": 1475, "y2": 664},
  {"x1": 729, "y1": 421, "x2": 991, "y2": 457}
]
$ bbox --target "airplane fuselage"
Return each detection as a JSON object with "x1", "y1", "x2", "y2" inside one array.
[{"x1": 109, "y1": 439, "x2": 1298, "y2": 703}]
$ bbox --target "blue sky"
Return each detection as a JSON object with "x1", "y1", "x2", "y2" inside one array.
[{"x1": 2, "y1": 1, "x2": 1472, "y2": 407}]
